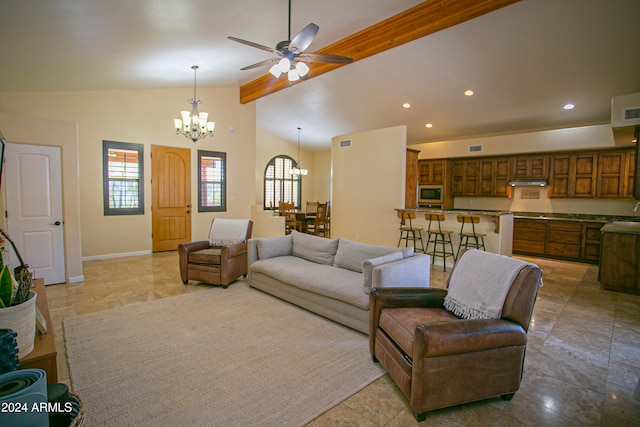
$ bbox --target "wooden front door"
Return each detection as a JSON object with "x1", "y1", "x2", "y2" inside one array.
[{"x1": 151, "y1": 145, "x2": 191, "y2": 252}]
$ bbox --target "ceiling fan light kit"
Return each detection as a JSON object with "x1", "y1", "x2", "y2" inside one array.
[
  {"x1": 229, "y1": 0, "x2": 352, "y2": 83},
  {"x1": 173, "y1": 65, "x2": 216, "y2": 143}
]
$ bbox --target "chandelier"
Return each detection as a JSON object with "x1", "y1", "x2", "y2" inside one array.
[
  {"x1": 173, "y1": 65, "x2": 215, "y2": 142},
  {"x1": 290, "y1": 127, "x2": 308, "y2": 177}
]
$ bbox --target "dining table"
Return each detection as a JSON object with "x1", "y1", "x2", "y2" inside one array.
[{"x1": 292, "y1": 209, "x2": 317, "y2": 233}]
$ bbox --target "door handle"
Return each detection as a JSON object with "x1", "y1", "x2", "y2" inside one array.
[{"x1": 50, "y1": 221, "x2": 62, "y2": 226}]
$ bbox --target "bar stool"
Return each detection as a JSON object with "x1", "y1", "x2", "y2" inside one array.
[
  {"x1": 397, "y1": 211, "x2": 424, "y2": 252},
  {"x1": 456, "y1": 215, "x2": 486, "y2": 258},
  {"x1": 424, "y1": 213, "x2": 456, "y2": 271}
]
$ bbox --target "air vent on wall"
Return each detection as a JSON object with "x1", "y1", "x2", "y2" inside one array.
[
  {"x1": 339, "y1": 139, "x2": 352, "y2": 148},
  {"x1": 623, "y1": 107, "x2": 640, "y2": 122},
  {"x1": 469, "y1": 144, "x2": 483, "y2": 153}
]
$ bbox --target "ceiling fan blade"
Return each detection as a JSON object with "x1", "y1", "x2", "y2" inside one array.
[
  {"x1": 300, "y1": 52, "x2": 354, "y2": 64},
  {"x1": 289, "y1": 23, "x2": 319, "y2": 53},
  {"x1": 227, "y1": 36, "x2": 276, "y2": 54},
  {"x1": 240, "y1": 58, "x2": 279, "y2": 71}
]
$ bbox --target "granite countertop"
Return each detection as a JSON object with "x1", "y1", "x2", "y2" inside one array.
[
  {"x1": 395, "y1": 208, "x2": 640, "y2": 223},
  {"x1": 512, "y1": 211, "x2": 640, "y2": 223},
  {"x1": 396, "y1": 208, "x2": 513, "y2": 216},
  {"x1": 601, "y1": 221, "x2": 640, "y2": 235}
]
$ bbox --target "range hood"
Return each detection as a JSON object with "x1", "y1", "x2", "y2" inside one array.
[
  {"x1": 611, "y1": 93, "x2": 640, "y2": 145},
  {"x1": 508, "y1": 179, "x2": 547, "y2": 187}
]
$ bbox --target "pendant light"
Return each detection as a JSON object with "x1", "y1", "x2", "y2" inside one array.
[{"x1": 289, "y1": 127, "x2": 308, "y2": 176}]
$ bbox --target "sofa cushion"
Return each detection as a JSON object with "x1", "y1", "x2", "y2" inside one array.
[
  {"x1": 362, "y1": 251, "x2": 404, "y2": 294},
  {"x1": 257, "y1": 234, "x2": 292, "y2": 260},
  {"x1": 379, "y1": 307, "x2": 459, "y2": 356},
  {"x1": 250, "y1": 256, "x2": 369, "y2": 309},
  {"x1": 189, "y1": 248, "x2": 222, "y2": 264},
  {"x1": 333, "y1": 238, "x2": 404, "y2": 273},
  {"x1": 291, "y1": 230, "x2": 339, "y2": 265}
]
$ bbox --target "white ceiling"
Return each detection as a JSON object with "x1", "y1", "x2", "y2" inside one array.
[{"x1": 1, "y1": 0, "x2": 639, "y2": 151}]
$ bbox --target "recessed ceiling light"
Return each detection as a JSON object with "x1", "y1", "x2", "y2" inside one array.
[
  {"x1": 464, "y1": 90, "x2": 474, "y2": 96},
  {"x1": 425, "y1": 123, "x2": 433, "y2": 128},
  {"x1": 402, "y1": 103, "x2": 411, "y2": 109},
  {"x1": 563, "y1": 103, "x2": 575, "y2": 110}
]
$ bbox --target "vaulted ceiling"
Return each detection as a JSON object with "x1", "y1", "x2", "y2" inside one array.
[{"x1": 1, "y1": 0, "x2": 639, "y2": 151}]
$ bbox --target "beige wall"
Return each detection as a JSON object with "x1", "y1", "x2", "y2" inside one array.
[
  {"x1": 331, "y1": 126, "x2": 406, "y2": 247},
  {"x1": 411, "y1": 124, "x2": 639, "y2": 216},
  {"x1": 312, "y1": 151, "x2": 332, "y2": 204},
  {"x1": 1, "y1": 87, "x2": 256, "y2": 258},
  {"x1": 0, "y1": 112, "x2": 84, "y2": 282}
]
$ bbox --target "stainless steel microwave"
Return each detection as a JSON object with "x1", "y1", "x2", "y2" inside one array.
[{"x1": 417, "y1": 185, "x2": 444, "y2": 205}]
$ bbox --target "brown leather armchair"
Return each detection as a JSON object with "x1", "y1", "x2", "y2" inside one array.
[
  {"x1": 178, "y1": 219, "x2": 253, "y2": 288},
  {"x1": 369, "y1": 249, "x2": 542, "y2": 421}
]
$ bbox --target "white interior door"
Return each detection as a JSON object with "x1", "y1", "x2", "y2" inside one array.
[{"x1": 4, "y1": 143, "x2": 66, "y2": 284}]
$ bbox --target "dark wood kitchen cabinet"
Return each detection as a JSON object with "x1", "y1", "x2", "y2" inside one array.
[
  {"x1": 600, "y1": 222, "x2": 640, "y2": 295},
  {"x1": 510, "y1": 155, "x2": 548, "y2": 180},
  {"x1": 513, "y1": 217, "x2": 604, "y2": 264},
  {"x1": 596, "y1": 149, "x2": 636, "y2": 199},
  {"x1": 418, "y1": 159, "x2": 447, "y2": 185},
  {"x1": 405, "y1": 149, "x2": 419, "y2": 209},
  {"x1": 549, "y1": 153, "x2": 597, "y2": 198},
  {"x1": 479, "y1": 158, "x2": 510, "y2": 197},
  {"x1": 452, "y1": 159, "x2": 479, "y2": 196}
]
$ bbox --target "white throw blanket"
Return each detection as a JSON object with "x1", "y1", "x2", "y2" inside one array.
[
  {"x1": 444, "y1": 250, "x2": 537, "y2": 319},
  {"x1": 208, "y1": 219, "x2": 249, "y2": 246}
]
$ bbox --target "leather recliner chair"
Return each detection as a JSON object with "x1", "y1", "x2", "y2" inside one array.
[
  {"x1": 178, "y1": 219, "x2": 253, "y2": 288},
  {"x1": 369, "y1": 249, "x2": 542, "y2": 421}
]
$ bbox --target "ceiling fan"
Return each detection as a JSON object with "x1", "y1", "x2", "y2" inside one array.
[{"x1": 228, "y1": 0, "x2": 353, "y2": 82}]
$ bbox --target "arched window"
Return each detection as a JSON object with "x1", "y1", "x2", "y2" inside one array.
[{"x1": 264, "y1": 155, "x2": 301, "y2": 210}]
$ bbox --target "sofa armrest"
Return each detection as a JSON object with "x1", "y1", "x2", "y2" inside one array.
[
  {"x1": 179, "y1": 240, "x2": 211, "y2": 254},
  {"x1": 219, "y1": 241, "x2": 248, "y2": 258},
  {"x1": 248, "y1": 239, "x2": 259, "y2": 266},
  {"x1": 178, "y1": 240, "x2": 210, "y2": 282},
  {"x1": 372, "y1": 254, "x2": 430, "y2": 289},
  {"x1": 414, "y1": 319, "x2": 527, "y2": 358}
]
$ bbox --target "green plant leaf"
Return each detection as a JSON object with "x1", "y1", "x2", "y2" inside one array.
[{"x1": 0, "y1": 266, "x2": 13, "y2": 308}]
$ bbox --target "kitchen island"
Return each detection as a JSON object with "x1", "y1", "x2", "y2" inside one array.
[
  {"x1": 600, "y1": 221, "x2": 640, "y2": 295},
  {"x1": 395, "y1": 209, "x2": 514, "y2": 264}
]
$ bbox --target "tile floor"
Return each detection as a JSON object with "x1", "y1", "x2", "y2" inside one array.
[{"x1": 45, "y1": 252, "x2": 640, "y2": 426}]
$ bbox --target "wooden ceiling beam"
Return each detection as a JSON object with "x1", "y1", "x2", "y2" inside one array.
[{"x1": 239, "y1": 0, "x2": 521, "y2": 104}]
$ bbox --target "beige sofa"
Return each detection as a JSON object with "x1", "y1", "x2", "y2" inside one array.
[{"x1": 247, "y1": 231, "x2": 430, "y2": 334}]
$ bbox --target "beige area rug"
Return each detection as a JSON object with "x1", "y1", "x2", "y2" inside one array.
[{"x1": 64, "y1": 283, "x2": 384, "y2": 426}]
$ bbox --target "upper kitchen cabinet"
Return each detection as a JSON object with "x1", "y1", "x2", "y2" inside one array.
[
  {"x1": 550, "y1": 153, "x2": 597, "y2": 198},
  {"x1": 452, "y1": 159, "x2": 479, "y2": 196},
  {"x1": 596, "y1": 149, "x2": 633, "y2": 198},
  {"x1": 479, "y1": 158, "x2": 510, "y2": 197},
  {"x1": 510, "y1": 155, "x2": 549, "y2": 180},
  {"x1": 418, "y1": 159, "x2": 447, "y2": 185}
]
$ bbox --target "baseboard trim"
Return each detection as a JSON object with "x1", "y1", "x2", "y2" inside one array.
[
  {"x1": 67, "y1": 275, "x2": 85, "y2": 283},
  {"x1": 82, "y1": 250, "x2": 152, "y2": 262}
]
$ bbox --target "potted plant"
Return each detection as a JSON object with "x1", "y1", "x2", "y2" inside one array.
[{"x1": 0, "y1": 227, "x2": 36, "y2": 358}]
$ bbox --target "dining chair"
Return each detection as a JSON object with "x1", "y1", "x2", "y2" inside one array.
[
  {"x1": 305, "y1": 201, "x2": 319, "y2": 213},
  {"x1": 307, "y1": 202, "x2": 329, "y2": 236}
]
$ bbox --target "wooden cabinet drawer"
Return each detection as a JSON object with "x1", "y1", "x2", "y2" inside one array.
[
  {"x1": 513, "y1": 218, "x2": 601, "y2": 264},
  {"x1": 513, "y1": 240, "x2": 545, "y2": 254}
]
